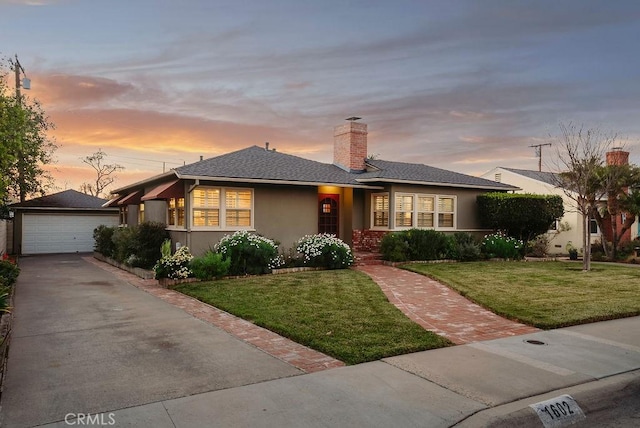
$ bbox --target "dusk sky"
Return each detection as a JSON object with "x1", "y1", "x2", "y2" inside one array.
[{"x1": 2, "y1": 0, "x2": 640, "y2": 194}]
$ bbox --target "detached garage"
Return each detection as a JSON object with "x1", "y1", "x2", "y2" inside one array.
[{"x1": 9, "y1": 190, "x2": 119, "y2": 255}]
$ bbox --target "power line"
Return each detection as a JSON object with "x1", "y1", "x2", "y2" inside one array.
[{"x1": 529, "y1": 143, "x2": 552, "y2": 172}]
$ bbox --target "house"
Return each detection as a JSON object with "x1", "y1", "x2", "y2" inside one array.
[
  {"x1": 482, "y1": 151, "x2": 639, "y2": 255},
  {"x1": 108, "y1": 119, "x2": 517, "y2": 255},
  {"x1": 480, "y1": 167, "x2": 587, "y2": 254},
  {"x1": 9, "y1": 189, "x2": 119, "y2": 255}
]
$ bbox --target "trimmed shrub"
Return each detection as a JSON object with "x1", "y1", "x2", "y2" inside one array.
[
  {"x1": 111, "y1": 226, "x2": 137, "y2": 264},
  {"x1": 448, "y1": 232, "x2": 482, "y2": 261},
  {"x1": 190, "y1": 251, "x2": 230, "y2": 280},
  {"x1": 380, "y1": 229, "x2": 451, "y2": 262},
  {"x1": 295, "y1": 234, "x2": 354, "y2": 269},
  {"x1": 481, "y1": 231, "x2": 524, "y2": 259},
  {"x1": 216, "y1": 230, "x2": 283, "y2": 275},
  {"x1": 134, "y1": 221, "x2": 170, "y2": 269},
  {"x1": 0, "y1": 258, "x2": 20, "y2": 287},
  {"x1": 154, "y1": 246, "x2": 193, "y2": 280},
  {"x1": 93, "y1": 225, "x2": 116, "y2": 258},
  {"x1": 477, "y1": 193, "x2": 564, "y2": 241}
]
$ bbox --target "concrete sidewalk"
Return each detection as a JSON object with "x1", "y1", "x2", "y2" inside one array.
[{"x1": 42, "y1": 317, "x2": 640, "y2": 427}]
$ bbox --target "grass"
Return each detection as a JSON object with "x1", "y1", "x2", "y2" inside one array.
[
  {"x1": 174, "y1": 269, "x2": 451, "y2": 365},
  {"x1": 403, "y1": 261, "x2": 640, "y2": 329}
]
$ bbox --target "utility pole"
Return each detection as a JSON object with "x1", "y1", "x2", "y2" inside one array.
[
  {"x1": 11, "y1": 55, "x2": 30, "y2": 202},
  {"x1": 529, "y1": 143, "x2": 551, "y2": 172}
]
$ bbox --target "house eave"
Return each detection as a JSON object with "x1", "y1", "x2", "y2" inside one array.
[
  {"x1": 112, "y1": 170, "x2": 178, "y2": 194},
  {"x1": 355, "y1": 178, "x2": 520, "y2": 191},
  {"x1": 175, "y1": 174, "x2": 384, "y2": 189},
  {"x1": 10, "y1": 207, "x2": 118, "y2": 212}
]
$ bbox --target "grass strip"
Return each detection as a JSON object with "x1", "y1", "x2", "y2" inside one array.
[{"x1": 403, "y1": 261, "x2": 640, "y2": 329}]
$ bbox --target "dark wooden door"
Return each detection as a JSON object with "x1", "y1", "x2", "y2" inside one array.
[{"x1": 318, "y1": 195, "x2": 339, "y2": 235}]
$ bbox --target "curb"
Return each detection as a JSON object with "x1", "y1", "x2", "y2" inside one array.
[{"x1": 454, "y1": 369, "x2": 640, "y2": 427}]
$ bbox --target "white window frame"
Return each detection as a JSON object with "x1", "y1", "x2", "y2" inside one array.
[
  {"x1": 190, "y1": 186, "x2": 254, "y2": 230},
  {"x1": 392, "y1": 192, "x2": 457, "y2": 230},
  {"x1": 371, "y1": 192, "x2": 390, "y2": 229}
]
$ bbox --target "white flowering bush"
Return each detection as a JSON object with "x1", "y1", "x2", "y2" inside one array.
[
  {"x1": 295, "y1": 233, "x2": 354, "y2": 269},
  {"x1": 216, "y1": 230, "x2": 283, "y2": 275},
  {"x1": 481, "y1": 231, "x2": 524, "y2": 260},
  {"x1": 154, "y1": 246, "x2": 194, "y2": 280}
]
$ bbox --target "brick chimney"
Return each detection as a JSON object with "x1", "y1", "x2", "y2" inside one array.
[
  {"x1": 606, "y1": 147, "x2": 629, "y2": 166},
  {"x1": 334, "y1": 117, "x2": 367, "y2": 172}
]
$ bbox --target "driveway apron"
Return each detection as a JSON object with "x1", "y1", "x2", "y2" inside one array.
[{"x1": 0, "y1": 254, "x2": 301, "y2": 428}]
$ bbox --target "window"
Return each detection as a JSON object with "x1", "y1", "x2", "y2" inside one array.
[
  {"x1": 589, "y1": 217, "x2": 599, "y2": 235},
  {"x1": 372, "y1": 193, "x2": 389, "y2": 227},
  {"x1": 191, "y1": 187, "x2": 253, "y2": 229},
  {"x1": 119, "y1": 206, "x2": 128, "y2": 225},
  {"x1": 392, "y1": 192, "x2": 456, "y2": 230},
  {"x1": 417, "y1": 196, "x2": 434, "y2": 227},
  {"x1": 138, "y1": 203, "x2": 145, "y2": 223},
  {"x1": 437, "y1": 197, "x2": 455, "y2": 228},
  {"x1": 395, "y1": 194, "x2": 413, "y2": 227},
  {"x1": 193, "y1": 188, "x2": 220, "y2": 227},
  {"x1": 168, "y1": 197, "x2": 185, "y2": 227},
  {"x1": 225, "y1": 190, "x2": 252, "y2": 227}
]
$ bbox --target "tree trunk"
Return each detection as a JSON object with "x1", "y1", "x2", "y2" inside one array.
[{"x1": 582, "y1": 211, "x2": 591, "y2": 271}]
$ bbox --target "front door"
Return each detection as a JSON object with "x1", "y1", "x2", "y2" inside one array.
[{"x1": 318, "y1": 194, "x2": 339, "y2": 235}]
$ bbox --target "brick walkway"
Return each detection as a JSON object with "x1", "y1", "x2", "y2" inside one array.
[
  {"x1": 356, "y1": 265, "x2": 539, "y2": 344},
  {"x1": 83, "y1": 257, "x2": 344, "y2": 373}
]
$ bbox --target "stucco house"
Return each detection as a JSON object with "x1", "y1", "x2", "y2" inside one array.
[
  {"x1": 108, "y1": 119, "x2": 517, "y2": 255},
  {"x1": 481, "y1": 156, "x2": 639, "y2": 255}
]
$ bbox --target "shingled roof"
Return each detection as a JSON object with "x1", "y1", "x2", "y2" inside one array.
[
  {"x1": 10, "y1": 189, "x2": 111, "y2": 209},
  {"x1": 502, "y1": 167, "x2": 559, "y2": 186},
  {"x1": 175, "y1": 145, "x2": 366, "y2": 186},
  {"x1": 359, "y1": 159, "x2": 518, "y2": 190}
]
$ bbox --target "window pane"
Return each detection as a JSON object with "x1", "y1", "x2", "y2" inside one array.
[
  {"x1": 438, "y1": 197, "x2": 454, "y2": 212},
  {"x1": 395, "y1": 195, "x2": 413, "y2": 211},
  {"x1": 177, "y1": 198, "x2": 185, "y2": 226},
  {"x1": 226, "y1": 210, "x2": 251, "y2": 226},
  {"x1": 194, "y1": 189, "x2": 220, "y2": 208},
  {"x1": 193, "y1": 209, "x2": 219, "y2": 226},
  {"x1": 374, "y1": 211, "x2": 389, "y2": 227},
  {"x1": 226, "y1": 190, "x2": 251, "y2": 209},
  {"x1": 417, "y1": 196, "x2": 434, "y2": 212},
  {"x1": 438, "y1": 213, "x2": 454, "y2": 228},
  {"x1": 373, "y1": 194, "x2": 389, "y2": 211},
  {"x1": 395, "y1": 212, "x2": 413, "y2": 227},
  {"x1": 417, "y1": 212, "x2": 434, "y2": 227}
]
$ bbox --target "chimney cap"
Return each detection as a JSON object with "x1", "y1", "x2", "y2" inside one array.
[{"x1": 345, "y1": 116, "x2": 361, "y2": 122}]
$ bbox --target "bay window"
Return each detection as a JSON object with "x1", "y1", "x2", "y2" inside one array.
[{"x1": 392, "y1": 192, "x2": 456, "y2": 230}]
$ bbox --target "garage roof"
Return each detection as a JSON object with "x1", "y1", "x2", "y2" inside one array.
[{"x1": 10, "y1": 189, "x2": 112, "y2": 209}]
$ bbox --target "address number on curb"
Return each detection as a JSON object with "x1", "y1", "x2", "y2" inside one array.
[{"x1": 529, "y1": 394, "x2": 586, "y2": 428}]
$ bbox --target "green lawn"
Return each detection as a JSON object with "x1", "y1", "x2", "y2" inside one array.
[
  {"x1": 174, "y1": 269, "x2": 451, "y2": 365},
  {"x1": 403, "y1": 261, "x2": 640, "y2": 329}
]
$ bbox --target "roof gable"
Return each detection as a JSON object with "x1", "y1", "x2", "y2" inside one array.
[
  {"x1": 9, "y1": 189, "x2": 110, "y2": 209},
  {"x1": 501, "y1": 168, "x2": 559, "y2": 186}
]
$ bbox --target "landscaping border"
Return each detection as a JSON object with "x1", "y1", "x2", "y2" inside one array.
[{"x1": 93, "y1": 252, "x2": 155, "y2": 279}]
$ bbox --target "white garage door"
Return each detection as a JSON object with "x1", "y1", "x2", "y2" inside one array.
[{"x1": 22, "y1": 213, "x2": 119, "y2": 254}]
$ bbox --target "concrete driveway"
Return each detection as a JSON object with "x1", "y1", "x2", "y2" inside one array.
[{"x1": 0, "y1": 254, "x2": 301, "y2": 427}]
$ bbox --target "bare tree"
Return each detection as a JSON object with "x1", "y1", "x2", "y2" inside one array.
[
  {"x1": 549, "y1": 123, "x2": 616, "y2": 271},
  {"x1": 79, "y1": 149, "x2": 124, "y2": 198}
]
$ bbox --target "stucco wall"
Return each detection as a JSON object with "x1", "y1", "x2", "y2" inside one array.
[
  {"x1": 144, "y1": 200, "x2": 167, "y2": 224},
  {"x1": 185, "y1": 184, "x2": 319, "y2": 256}
]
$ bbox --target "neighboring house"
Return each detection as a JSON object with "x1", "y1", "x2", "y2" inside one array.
[
  {"x1": 108, "y1": 119, "x2": 517, "y2": 255},
  {"x1": 9, "y1": 189, "x2": 119, "y2": 255},
  {"x1": 480, "y1": 167, "x2": 585, "y2": 254}
]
